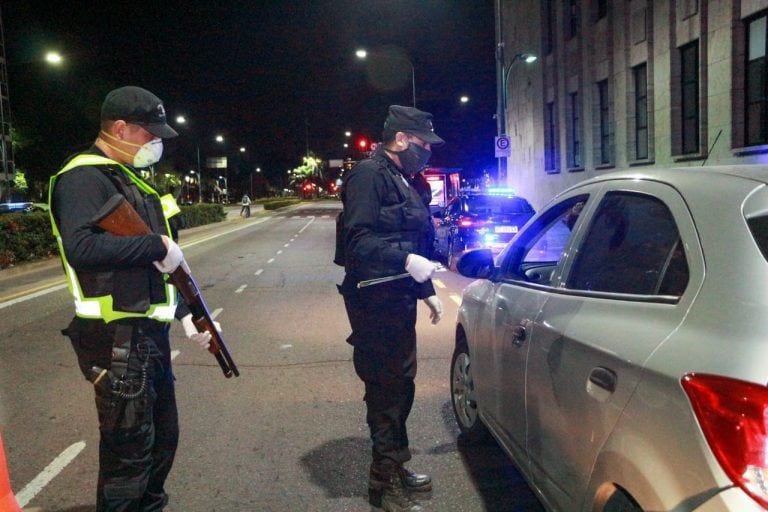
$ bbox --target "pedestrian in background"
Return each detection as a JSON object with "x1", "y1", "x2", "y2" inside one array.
[
  {"x1": 49, "y1": 86, "x2": 213, "y2": 511},
  {"x1": 240, "y1": 193, "x2": 251, "y2": 218},
  {"x1": 338, "y1": 105, "x2": 445, "y2": 512}
]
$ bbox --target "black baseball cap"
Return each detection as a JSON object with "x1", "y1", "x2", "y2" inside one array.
[
  {"x1": 101, "y1": 86, "x2": 178, "y2": 138},
  {"x1": 384, "y1": 105, "x2": 444, "y2": 145}
]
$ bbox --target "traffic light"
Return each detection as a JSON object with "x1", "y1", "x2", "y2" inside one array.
[{"x1": 357, "y1": 137, "x2": 368, "y2": 151}]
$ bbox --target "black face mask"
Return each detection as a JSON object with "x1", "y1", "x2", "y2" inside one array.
[{"x1": 395, "y1": 142, "x2": 432, "y2": 176}]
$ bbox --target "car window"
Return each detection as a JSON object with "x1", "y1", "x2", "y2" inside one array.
[
  {"x1": 500, "y1": 195, "x2": 589, "y2": 284},
  {"x1": 566, "y1": 191, "x2": 689, "y2": 296}
]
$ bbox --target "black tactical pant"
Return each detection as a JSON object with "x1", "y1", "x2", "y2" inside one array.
[
  {"x1": 343, "y1": 285, "x2": 418, "y2": 470},
  {"x1": 64, "y1": 317, "x2": 178, "y2": 512}
]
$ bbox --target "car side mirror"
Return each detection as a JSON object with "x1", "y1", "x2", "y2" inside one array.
[{"x1": 456, "y1": 248, "x2": 495, "y2": 279}]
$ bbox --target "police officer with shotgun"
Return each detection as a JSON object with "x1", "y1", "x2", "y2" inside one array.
[
  {"x1": 337, "y1": 105, "x2": 445, "y2": 512},
  {"x1": 49, "y1": 86, "x2": 216, "y2": 511}
]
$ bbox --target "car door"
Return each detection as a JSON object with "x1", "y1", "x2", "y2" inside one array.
[
  {"x1": 480, "y1": 192, "x2": 591, "y2": 466},
  {"x1": 523, "y1": 181, "x2": 698, "y2": 511}
]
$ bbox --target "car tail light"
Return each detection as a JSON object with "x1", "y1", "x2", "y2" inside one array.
[
  {"x1": 459, "y1": 217, "x2": 485, "y2": 228},
  {"x1": 682, "y1": 373, "x2": 768, "y2": 508}
]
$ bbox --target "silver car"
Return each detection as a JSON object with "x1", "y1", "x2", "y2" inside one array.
[{"x1": 451, "y1": 166, "x2": 768, "y2": 511}]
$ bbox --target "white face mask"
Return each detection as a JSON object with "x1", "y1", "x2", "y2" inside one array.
[
  {"x1": 132, "y1": 138, "x2": 163, "y2": 168},
  {"x1": 99, "y1": 130, "x2": 163, "y2": 168}
]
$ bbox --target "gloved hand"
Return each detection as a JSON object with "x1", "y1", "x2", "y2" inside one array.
[
  {"x1": 423, "y1": 295, "x2": 444, "y2": 325},
  {"x1": 154, "y1": 236, "x2": 187, "y2": 274},
  {"x1": 180, "y1": 313, "x2": 221, "y2": 351},
  {"x1": 405, "y1": 254, "x2": 438, "y2": 283}
]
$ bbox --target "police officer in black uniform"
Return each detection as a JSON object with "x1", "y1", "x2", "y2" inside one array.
[
  {"x1": 338, "y1": 105, "x2": 445, "y2": 512},
  {"x1": 49, "y1": 86, "x2": 212, "y2": 511}
]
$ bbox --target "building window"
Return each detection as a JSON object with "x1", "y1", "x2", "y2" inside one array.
[
  {"x1": 681, "y1": 0, "x2": 698, "y2": 19},
  {"x1": 634, "y1": 63, "x2": 649, "y2": 159},
  {"x1": 568, "y1": 92, "x2": 582, "y2": 168},
  {"x1": 567, "y1": 0, "x2": 580, "y2": 39},
  {"x1": 747, "y1": 15, "x2": 768, "y2": 146},
  {"x1": 596, "y1": 0, "x2": 607, "y2": 20},
  {"x1": 680, "y1": 41, "x2": 700, "y2": 154},
  {"x1": 545, "y1": 102, "x2": 558, "y2": 172},
  {"x1": 597, "y1": 80, "x2": 611, "y2": 164},
  {"x1": 544, "y1": 0, "x2": 555, "y2": 55}
]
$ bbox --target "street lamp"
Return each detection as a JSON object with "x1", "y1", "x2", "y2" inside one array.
[
  {"x1": 218, "y1": 175, "x2": 228, "y2": 203},
  {"x1": 174, "y1": 115, "x2": 204, "y2": 203},
  {"x1": 502, "y1": 53, "x2": 537, "y2": 123},
  {"x1": 355, "y1": 47, "x2": 416, "y2": 107},
  {"x1": 45, "y1": 51, "x2": 63, "y2": 65},
  {"x1": 1, "y1": 48, "x2": 64, "y2": 201},
  {"x1": 495, "y1": 50, "x2": 537, "y2": 184}
]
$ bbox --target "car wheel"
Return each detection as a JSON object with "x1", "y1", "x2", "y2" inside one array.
[{"x1": 451, "y1": 341, "x2": 488, "y2": 442}]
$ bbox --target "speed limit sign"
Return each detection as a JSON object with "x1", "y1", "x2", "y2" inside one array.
[{"x1": 495, "y1": 135, "x2": 511, "y2": 158}]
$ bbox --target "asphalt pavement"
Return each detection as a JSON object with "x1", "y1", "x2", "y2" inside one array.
[{"x1": 0, "y1": 201, "x2": 545, "y2": 511}]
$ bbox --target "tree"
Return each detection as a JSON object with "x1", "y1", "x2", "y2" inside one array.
[{"x1": 288, "y1": 156, "x2": 324, "y2": 198}]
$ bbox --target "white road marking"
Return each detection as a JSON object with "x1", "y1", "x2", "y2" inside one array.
[
  {"x1": 15, "y1": 441, "x2": 86, "y2": 507},
  {"x1": 211, "y1": 308, "x2": 222, "y2": 319},
  {"x1": 277, "y1": 250, "x2": 283, "y2": 255},
  {"x1": 450, "y1": 294, "x2": 462, "y2": 306},
  {"x1": 171, "y1": 349, "x2": 180, "y2": 360},
  {"x1": 280, "y1": 344, "x2": 293, "y2": 349},
  {"x1": 181, "y1": 217, "x2": 271, "y2": 248},
  {"x1": 298, "y1": 217, "x2": 315, "y2": 233},
  {"x1": 0, "y1": 283, "x2": 68, "y2": 310},
  {"x1": 254, "y1": 269, "x2": 263, "y2": 276},
  {"x1": 235, "y1": 284, "x2": 247, "y2": 293},
  {"x1": 284, "y1": 243, "x2": 290, "y2": 248},
  {"x1": 433, "y1": 279, "x2": 446, "y2": 289},
  {"x1": 267, "y1": 258, "x2": 275, "y2": 264}
]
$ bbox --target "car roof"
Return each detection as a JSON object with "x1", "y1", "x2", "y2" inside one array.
[{"x1": 565, "y1": 165, "x2": 768, "y2": 190}]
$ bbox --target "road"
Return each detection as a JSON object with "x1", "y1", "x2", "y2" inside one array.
[{"x1": 0, "y1": 201, "x2": 544, "y2": 512}]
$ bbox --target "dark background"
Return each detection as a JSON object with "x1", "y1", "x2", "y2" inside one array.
[{"x1": 3, "y1": 1, "x2": 496, "y2": 194}]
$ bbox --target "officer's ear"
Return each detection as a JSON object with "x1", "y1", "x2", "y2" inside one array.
[
  {"x1": 111, "y1": 120, "x2": 128, "y2": 140},
  {"x1": 394, "y1": 131, "x2": 410, "y2": 149}
]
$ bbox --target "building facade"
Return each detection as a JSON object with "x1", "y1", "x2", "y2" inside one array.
[{"x1": 502, "y1": 0, "x2": 768, "y2": 209}]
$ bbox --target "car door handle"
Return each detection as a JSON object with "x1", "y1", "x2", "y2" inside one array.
[{"x1": 588, "y1": 367, "x2": 617, "y2": 393}]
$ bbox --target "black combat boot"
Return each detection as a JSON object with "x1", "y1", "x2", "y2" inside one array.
[
  {"x1": 399, "y1": 467, "x2": 432, "y2": 492},
  {"x1": 369, "y1": 472, "x2": 424, "y2": 512},
  {"x1": 370, "y1": 465, "x2": 433, "y2": 493}
]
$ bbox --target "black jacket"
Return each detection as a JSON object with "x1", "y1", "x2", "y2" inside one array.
[
  {"x1": 52, "y1": 146, "x2": 189, "y2": 319},
  {"x1": 340, "y1": 149, "x2": 435, "y2": 299}
]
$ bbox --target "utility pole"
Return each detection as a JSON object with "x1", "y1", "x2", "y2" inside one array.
[
  {"x1": 494, "y1": 0, "x2": 505, "y2": 186},
  {"x1": 0, "y1": 7, "x2": 14, "y2": 202}
]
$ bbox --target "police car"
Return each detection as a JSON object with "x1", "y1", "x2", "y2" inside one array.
[{"x1": 433, "y1": 188, "x2": 535, "y2": 267}]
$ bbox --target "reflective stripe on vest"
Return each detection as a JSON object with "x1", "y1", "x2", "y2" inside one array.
[
  {"x1": 160, "y1": 194, "x2": 181, "y2": 218},
  {"x1": 49, "y1": 154, "x2": 177, "y2": 323}
]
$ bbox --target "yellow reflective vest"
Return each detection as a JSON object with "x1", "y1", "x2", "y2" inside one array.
[{"x1": 49, "y1": 154, "x2": 181, "y2": 323}]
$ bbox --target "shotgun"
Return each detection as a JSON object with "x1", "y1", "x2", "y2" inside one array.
[{"x1": 92, "y1": 194, "x2": 240, "y2": 378}]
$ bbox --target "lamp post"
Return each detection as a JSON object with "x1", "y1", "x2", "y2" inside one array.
[
  {"x1": 174, "y1": 115, "x2": 204, "y2": 203},
  {"x1": 495, "y1": 50, "x2": 537, "y2": 184},
  {"x1": 0, "y1": 47, "x2": 64, "y2": 201},
  {"x1": 251, "y1": 167, "x2": 260, "y2": 197},
  {"x1": 355, "y1": 48, "x2": 416, "y2": 107}
]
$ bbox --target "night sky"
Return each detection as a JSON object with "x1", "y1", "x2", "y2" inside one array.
[{"x1": 3, "y1": 1, "x2": 496, "y2": 191}]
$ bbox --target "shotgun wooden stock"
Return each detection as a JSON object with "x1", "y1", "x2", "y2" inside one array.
[{"x1": 92, "y1": 194, "x2": 240, "y2": 378}]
